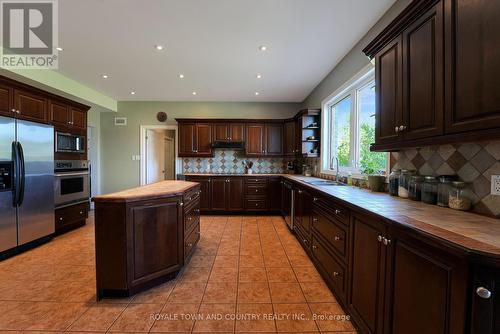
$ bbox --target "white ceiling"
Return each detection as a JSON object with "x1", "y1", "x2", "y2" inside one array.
[{"x1": 57, "y1": 0, "x2": 395, "y2": 102}]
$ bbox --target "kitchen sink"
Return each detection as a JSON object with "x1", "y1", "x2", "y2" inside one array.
[{"x1": 305, "y1": 180, "x2": 346, "y2": 186}]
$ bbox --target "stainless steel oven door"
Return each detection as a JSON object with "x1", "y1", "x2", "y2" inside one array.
[{"x1": 54, "y1": 171, "x2": 90, "y2": 207}]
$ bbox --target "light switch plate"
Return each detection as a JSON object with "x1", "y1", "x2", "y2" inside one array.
[{"x1": 492, "y1": 175, "x2": 500, "y2": 196}]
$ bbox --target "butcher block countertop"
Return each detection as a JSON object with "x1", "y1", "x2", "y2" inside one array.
[
  {"x1": 92, "y1": 180, "x2": 199, "y2": 203},
  {"x1": 284, "y1": 175, "x2": 500, "y2": 259}
]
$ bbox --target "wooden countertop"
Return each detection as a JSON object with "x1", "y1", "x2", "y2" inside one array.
[
  {"x1": 92, "y1": 180, "x2": 199, "y2": 203},
  {"x1": 284, "y1": 175, "x2": 500, "y2": 259}
]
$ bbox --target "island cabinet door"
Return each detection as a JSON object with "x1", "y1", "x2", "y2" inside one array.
[
  {"x1": 382, "y1": 226, "x2": 468, "y2": 334},
  {"x1": 348, "y1": 213, "x2": 388, "y2": 334},
  {"x1": 128, "y1": 198, "x2": 183, "y2": 287}
]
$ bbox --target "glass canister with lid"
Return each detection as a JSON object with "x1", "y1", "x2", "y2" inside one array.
[
  {"x1": 449, "y1": 181, "x2": 472, "y2": 211},
  {"x1": 389, "y1": 169, "x2": 401, "y2": 196},
  {"x1": 408, "y1": 175, "x2": 424, "y2": 201},
  {"x1": 437, "y1": 175, "x2": 457, "y2": 207},
  {"x1": 398, "y1": 170, "x2": 415, "y2": 198},
  {"x1": 422, "y1": 176, "x2": 438, "y2": 204}
]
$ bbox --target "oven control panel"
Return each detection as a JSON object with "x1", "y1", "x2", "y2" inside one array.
[{"x1": 0, "y1": 162, "x2": 13, "y2": 192}]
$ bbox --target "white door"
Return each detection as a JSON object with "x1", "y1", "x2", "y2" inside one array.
[
  {"x1": 164, "y1": 137, "x2": 175, "y2": 180},
  {"x1": 146, "y1": 129, "x2": 166, "y2": 184}
]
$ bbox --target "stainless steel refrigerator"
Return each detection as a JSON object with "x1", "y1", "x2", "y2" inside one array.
[{"x1": 0, "y1": 116, "x2": 54, "y2": 253}]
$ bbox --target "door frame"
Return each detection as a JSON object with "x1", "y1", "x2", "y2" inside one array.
[{"x1": 140, "y1": 125, "x2": 180, "y2": 186}]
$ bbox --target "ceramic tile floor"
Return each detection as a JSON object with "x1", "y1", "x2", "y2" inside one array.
[{"x1": 0, "y1": 213, "x2": 357, "y2": 333}]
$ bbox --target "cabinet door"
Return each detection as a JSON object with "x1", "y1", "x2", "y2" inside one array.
[
  {"x1": 210, "y1": 177, "x2": 227, "y2": 210},
  {"x1": 213, "y1": 123, "x2": 229, "y2": 141},
  {"x1": 445, "y1": 0, "x2": 500, "y2": 133},
  {"x1": 349, "y1": 214, "x2": 387, "y2": 334},
  {"x1": 227, "y1": 177, "x2": 244, "y2": 211},
  {"x1": 49, "y1": 100, "x2": 70, "y2": 127},
  {"x1": 375, "y1": 37, "x2": 403, "y2": 145},
  {"x1": 195, "y1": 123, "x2": 212, "y2": 155},
  {"x1": 470, "y1": 267, "x2": 500, "y2": 334},
  {"x1": 130, "y1": 199, "x2": 182, "y2": 284},
  {"x1": 14, "y1": 89, "x2": 48, "y2": 123},
  {"x1": 0, "y1": 83, "x2": 13, "y2": 117},
  {"x1": 284, "y1": 120, "x2": 296, "y2": 155},
  {"x1": 402, "y1": 1, "x2": 444, "y2": 140},
  {"x1": 186, "y1": 177, "x2": 211, "y2": 211},
  {"x1": 265, "y1": 123, "x2": 283, "y2": 155},
  {"x1": 384, "y1": 227, "x2": 468, "y2": 334},
  {"x1": 71, "y1": 107, "x2": 87, "y2": 130},
  {"x1": 268, "y1": 177, "x2": 282, "y2": 211},
  {"x1": 178, "y1": 123, "x2": 195, "y2": 155},
  {"x1": 229, "y1": 123, "x2": 245, "y2": 141},
  {"x1": 246, "y1": 124, "x2": 265, "y2": 155}
]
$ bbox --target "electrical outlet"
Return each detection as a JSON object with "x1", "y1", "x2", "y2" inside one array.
[{"x1": 492, "y1": 175, "x2": 500, "y2": 196}]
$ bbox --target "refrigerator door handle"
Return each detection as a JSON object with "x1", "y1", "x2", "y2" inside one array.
[
  {"x1": 17, "y1": 142, "x2": 26, "y2": 206},
  {"x1": 11, "y1": 141, "x2": 20, "y2": 207}
]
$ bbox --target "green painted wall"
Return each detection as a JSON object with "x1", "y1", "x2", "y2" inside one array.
[{"x1": 100, "y1": 101, "x2": 300, "y2": 193}]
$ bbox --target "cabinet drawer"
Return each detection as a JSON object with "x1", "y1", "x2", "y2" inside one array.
[
  {"x1": 55, "y1": 202, "x2": 88, "y2": 228},
  {"x1": 245, "y1": 184, "x2": 267, "y2": 195},
  {"x1": 185, "y1": 224, "x2": 200, "y2": 260},
  {"x1": 184, "y1": 187, "x2": 200, "y2": 207},
  {"x1": 311, "y1": 235, "x2": 346, "y2": 303},
  {"x1": 245, "y1": 198, "x2": 267, "y2": 210},
  {"x1": 313, "y1": 196, "x2": 349, "y2": 225},
  {"x1": 295, "y1": 223, "x2": 311, "y2": 252},
  {"x1": 245, "y1": 177, "x2": 268, "y2": 184},
  {"x1": 184, "y1": 204, "x2": 200, "y2": 233},
  {"x1": 312, "y1": 206, "x2": 348, "y2": 261}
]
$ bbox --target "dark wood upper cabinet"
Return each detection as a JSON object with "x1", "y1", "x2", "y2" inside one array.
[
  {"x1": 265, "y1": 123, "x2": 283, "y2": 155},
  {"x1": 445, "y1": 0, "x2": 500, "y2": 133},
  {"x1": 229, "y1": 123, "x2": 245, "y2": 141},
  {"x1": 246, "y1": 123, "x2": 265, "y2": 155},
  {"x1": 402, "y1": 1, "x2": 444, "y2": 140},
  {"x1": 14, "y1": 89, "x2": 47, "y2": 123},
  {"x1": 195, "y1": 123, "x2": 212, "y2": 155},
  {"x1": 49, "y1": 100, "x2": 70, "y2": 127},
  {"x1": 375, "y1": 37, "x2": 403, "y2": 146},
  {"x1": 178, "y1": 123, "x2": 195, "y2": 156},
  {"x1": 349, "y1": 214, "x2": 387, "y2": 334},
  {"x1": 227, "y1": 177, "x2": 244, "y2": 211},
  {"x1": 213, "y1": 123, "x2": 229, "y2": 141},
  {"x1": 0, "y1": 83, "x2": 13, "y2": 117},
  {"x1": 70, "y1": 107, "x2": 87, "y2": 130},
  {"x1": 284, "y1": 120, "x2": 296, "y2": 155}
]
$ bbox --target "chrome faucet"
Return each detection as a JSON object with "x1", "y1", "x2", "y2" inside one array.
[{"x1": 330, "y1": 156, "x2": 340, "y2": 182}]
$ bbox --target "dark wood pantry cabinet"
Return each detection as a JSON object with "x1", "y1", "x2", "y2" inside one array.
[{"x1": 364, "y1": 0, "x2": 500, "y2": 151}]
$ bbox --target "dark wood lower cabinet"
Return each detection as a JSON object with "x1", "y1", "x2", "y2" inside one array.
[
  {"x1": 210, "y1": 178, "x2": 227, "y2": 211},
  {"x1": 55, "y1": 202, "x2": 88, "y2": 235},
  {"x1": 227, "y1": 177, "x2": 244, "y2": 211}
]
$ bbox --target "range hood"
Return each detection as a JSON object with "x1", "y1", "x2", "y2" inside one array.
[{"x1": 211, "y1": 141, "x2": 245, "y2": 149}]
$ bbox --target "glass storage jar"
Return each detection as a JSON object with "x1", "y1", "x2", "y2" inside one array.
[
  {"x1": 449, "y1": 181, "x2": 472, "y2": 211},
  {"x1": 408, "y1": 175, "x2": 424, "y2": 201},
  {"x1": 398, "y1": 170, "x2": 415, "y2": 198},
  {"x1": 422, "y1": 176, "x2": 438, "y2": 204},
  {"x1": 437, "y1": 175, "x2": 457, "y2": 207},
  {"x1": 389, "y1": 169, "x2": 401, "y2": 196}
]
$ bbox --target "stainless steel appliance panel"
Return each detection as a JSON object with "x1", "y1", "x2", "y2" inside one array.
[
  {"x1": 16, "y1": 119, "x2": 54, "y2": 245},
  {"x1": 0, "y1": 116, "x2": 17, "y2": 252},
  {"x1": 54, "y1": 170, "x2": 90, "y2": 207},
  {"x1": 55, "y1": 132, "x2": 85, "y2": 153}
]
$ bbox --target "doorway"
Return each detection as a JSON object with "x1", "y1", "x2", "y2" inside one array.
[{"x1": 140, "y1": 125, "x2": 180, "y2": 185}]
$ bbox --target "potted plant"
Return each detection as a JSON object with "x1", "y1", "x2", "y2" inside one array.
[{"x1": 361, "y1": 164, "x2": 386, "y2": 192}]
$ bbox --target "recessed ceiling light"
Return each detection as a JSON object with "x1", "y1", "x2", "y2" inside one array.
[
  {"x1": 56, "y1": 47, "x2": 63, "y2": 51},
  {"x1": 179, "y1": 74, "x2": 185, "y2": 79},
  {"x1": 155, "y1": 45, "x2": 164, "y2": 51},
  {"x1": 192, "y1": 91, "x2": 197, "y2": 95},
  {"x1": 259, "y1": 45, "x2": 268, "y2": 51},
  {"x1": 256, "y1": 74, "x2": 262, "y2": 79},
  {"x1": 130, "y1": 91, "x2": 136, "y2": 95},
  {"x1": 101, "y1": 74, "x2": 108, "y2": 79},
  {"x1": 255, "y1": 92, "x2": 260, "y2": 96}
]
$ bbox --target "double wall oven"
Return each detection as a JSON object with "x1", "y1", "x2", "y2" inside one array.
[{"x1": 54, "y1": 160, "x2": 90, "y2": 208}]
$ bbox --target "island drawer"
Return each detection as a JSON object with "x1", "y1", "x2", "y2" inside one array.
[
  {"x1": 312, "y1": 206, "x2": 348, "y2": 262},
  {"x1": 184, "y1": 204, "x2": 200, "y2": 233},
  {"x1": 184, "y1": 223, "x2": 200, "y2": 260},
  {"x1": 183, "y1": 187, "x2": 200, "y2": 207}
]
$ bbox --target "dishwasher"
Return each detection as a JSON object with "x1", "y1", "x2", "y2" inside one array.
[{"x1": 283, "y1": 181, "x2": 294, "y2": 230}]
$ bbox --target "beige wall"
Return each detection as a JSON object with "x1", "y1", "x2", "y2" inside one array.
[
  {"x1": 302, "y1": 0, "x2": 411, "y2": 109},
  {"x1": 100, "y1": 102, "x2": 299, "y2": 193}
]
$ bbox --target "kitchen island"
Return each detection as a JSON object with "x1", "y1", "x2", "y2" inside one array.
[{"x1": 92, "y1": 180, "x2": 201, "y2": 299}]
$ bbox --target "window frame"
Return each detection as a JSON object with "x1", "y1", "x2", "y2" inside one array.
[{"x1": 320, "y1": 64, "x2": 388, "y2": 177}]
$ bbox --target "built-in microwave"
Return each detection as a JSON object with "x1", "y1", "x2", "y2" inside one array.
[{"x1": 55, "y1": 132, "x2": 85, "y2": 153}]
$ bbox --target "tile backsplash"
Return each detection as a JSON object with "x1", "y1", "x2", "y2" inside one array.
[
  {"x1": 391, "y1": 140, "x2": 500, "y2": 218},
  {"x1": 182, "y1": 149, "x2": 286, "y2": 174}
]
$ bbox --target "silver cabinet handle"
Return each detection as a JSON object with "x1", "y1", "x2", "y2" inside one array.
[
  {"x1": 476, "y1": 287, "x2": 492, "y2": 299},
  {"x1": 334, "y1": 236, "x2": 341, "y2": 241},
  {"x1": 377, "y1": 235, "x2": 383, "y2": 242},
  {"x1": 298, "y1": 190, "x2": 302, "y2": 194},
  {"x1": 187, "y1": 242, "x2": 192, "y2": 247},
  {"x1": 333, "y1": 271, "x2": 340, "y2": 277},
  {"x1": 16, "y1": 110, "x2": 20, "y2": 114},
  {"x1": 179, "y1": 202, "x2": 184, "y2": 206},
  {"x1": 383, "y1": 238, "x2": 391, "y2": 246},
  {"x1": 59, "y1": 217, "x2": 63, "y2": 221},
  {"x1": 335, "y1": 209, "x2": 341, "y2": 215},
  {"x1": 79, "y1": 211, "x2": 83, "y2": 215},
  {"x1": 395, "y1": 126, "x2": 399, "y2": 133},
  {"x1": 312, "y1": 218, "x2": 318, "y2": 222},
  {"x1": 399, "y1": 125, "x2": 405, "y2": 132},
  {"x1": 313, "y1": 197, "x2": 319, "y2": 202},
  {"x1": 188, "y1": 217, "x2": 192, "y2": 221}
]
